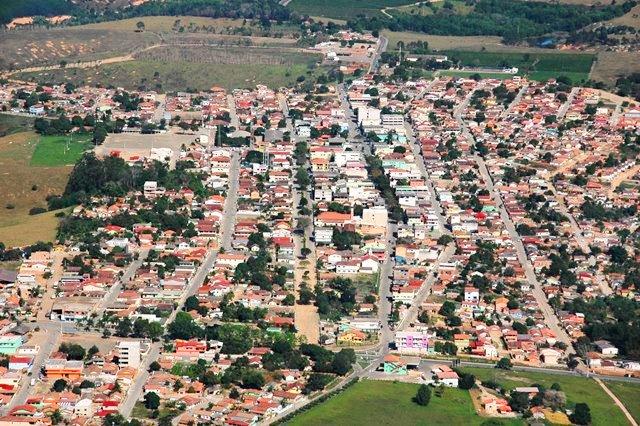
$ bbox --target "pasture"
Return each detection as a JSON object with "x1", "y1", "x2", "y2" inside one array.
[
  {"x1": 0, "y1": 126, "x2": 71, "y2": 246},
  {"x1": 286, "y1": 379, "x2": 522, "y2": 426}
]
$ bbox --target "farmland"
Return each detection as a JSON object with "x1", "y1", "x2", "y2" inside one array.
[
  {"x1": 0, "y1": 121, "x2": 71, "y2": 246},
  {"x1": 462, "y1": 367, "x2": 629, "y2": 426},
  {"x1": 286, "y1": 380, "x2": 522, "y2": 426},
  {"x1": 288, "y1": 0, "x2": 417, "y2": 20}
]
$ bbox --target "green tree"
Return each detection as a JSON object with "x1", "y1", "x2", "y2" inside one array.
[
  {"x1": 570, "y1": 403, "x2": 591, "y2": 425},
  {"x1": 144, "y1": 391, "x2": 160, "y2": 409},
  {"x1": 52, "y1": 378, "x2": 67, "y2": 392},
  {"x1": 414, "y1": 384, "x2": 431, "y2": 406},
  {"x1": 496, "y1": 357, "x2": 512, "y2": 370}
]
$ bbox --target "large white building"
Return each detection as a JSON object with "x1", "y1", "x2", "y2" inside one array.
[
  {"x1": 362, "y1": 206, "x2": 388, "y2": 228},
  {"x1": 117, "y1": 341, "x2": 141, "y2": 369},
  {"x1": 357, "y1": 107, "x2": 381, "y2": 127}
]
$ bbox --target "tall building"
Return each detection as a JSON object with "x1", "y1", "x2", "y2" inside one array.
[{"x1": 117, "y1": 341, "x2": 141, "y2": 369}]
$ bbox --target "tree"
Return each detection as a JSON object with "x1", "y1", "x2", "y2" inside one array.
[
  {"x1": 167, "y1": 312, "x2": 203, "y2": 340},
  {"x1": 570, "y1": 403, "x2": 591, "y2": 425},
  {"x1": 458, "y1": 373, "x2": 476, "y2": 390},
  {"x1": 144, "y1": 391, "x2": 160, "y2": 409},
  {"x1": 496, "y1": 357, "x2": 512, "y2": 370},
  {"x1": 542, "y1": 390, "x2": 566, "y2": 411},
  {"x1": 52, "y1": 378, "x2": 67, "y2": 392},
  {"x1": 136, "y1": 21, "x2": 145, "y2": 31},
  {"x1": 149, "y1": 361, "x2": 161, "y2": 372},
  {"x1": 331, "y1": 349, "x2": 354, "y2": 375},
  {"x1": 50, "y1": 409, "x2": 63, "y2": 425},
  {"x1": 414, "y1": 384, "x2": 431, "y2": 406},
  {"x1": 509, "y1": 391, "x2": 529, "y2": 412}
]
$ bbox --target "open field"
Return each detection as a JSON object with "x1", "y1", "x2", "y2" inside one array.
[
  {"x1": 462, "y1": 367, "x2": 629, "y2": 426},
  {"x1": 607, "y1": 381, "x2": 640, "y2": 423},
  {"x1": 0, "y1": 206, "x2": 63, "y2": 247},
  {"x1": 591, "y1": 51, "x2": 640, "y2": 85},
  {"x1": 286, "y1": 380, "x2": 522, "y2": 425},
  {"x1": 288, "y1": 0, "x2": 417, "y2": 20},
  {"x1": 18, "y1": 58, "x2": 320, "y2": 92},
  {"x1": 0, "y1": 16, "x2": 299, "y2": 71},
  {"x1": 605, "y1": 4, "x2": 640, "y2": 28},
  {"x1": 31, "y1": 133, "x2": 93, "y2": 166},
  {"x1": 0, "y1": 26, "x2": 158, "y2": 70},
  {"x1": 84, "y1": 16, "x2": 247, "y2": 31},
  {"x1": 0, "y1": 126, "x2": 71, "y2": 245},
  {"x1": 439, "y1": 70, "x2": 515, "y2": 80}
]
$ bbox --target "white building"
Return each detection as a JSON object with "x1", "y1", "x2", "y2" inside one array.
[
  {"x1": 357, "y1": 107, "x2": 381, "y2": 127},
  {"x1": 117, "y1": 340, "x2": 141, "y2": 369},
  {"x1": 362, "y1": 206, "x2": 388, "y2": 228}
]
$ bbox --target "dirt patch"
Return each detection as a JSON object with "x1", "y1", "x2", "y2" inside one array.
[{"x1": 592, "y1": 51, "x2": 640, "y2": 84}]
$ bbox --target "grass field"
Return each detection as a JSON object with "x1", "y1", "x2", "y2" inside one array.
[
  {"x1": 439, "y1": 70, "x2": 515, "y2": 80},
  {"x1": 288, "y1": 0, "x2": 417, "y2": 19},
  {"x1": 0, "y1": 123, "x2": 71, "y2": 246},
  {"x1": 606, "y1": 381, "x2": 640, "y2": 423},
  {"x1": 286, "y1": 380, "x2": 523, "y2": 425},
  {"x1": 462, "y1": 367, "x2": 629, "y2": 426},
  {"x1": 31, "y1": 133, "x2": 93, "y2": 166},
  {"x1": 19, "y1": 59, "x2": 320, "y2": 91}
]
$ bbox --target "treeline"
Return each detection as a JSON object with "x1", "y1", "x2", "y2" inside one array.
[
  {"x1": 0, "y1": 0, "x2": 74, "y2": 25},
  {"x1": 615, "y1": 73, "x2": 640, "y2": 102},
  {"x1": 70, "y1": 0, "x2": 290, "y2": 26},
  {"x1": 347, "y1": 0, "x2": 637, "y2": 43}
]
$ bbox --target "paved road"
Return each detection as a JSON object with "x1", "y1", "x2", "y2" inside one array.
[
  {"x1": 94, "y1": 249, "x2": 150, "y2": 316},
  {"x1": 397, "y1": 244, "x2": 456, "y2": 330},
  {"x1": 37, "y1": 252, "x2": 65, "y2": 321},
  {"x1": 403, "y1": 119, "x2": 449, "y2": 234},
  {"x1": 121, "y1": 152, "x2": 240, "y2": 418},
  {"x1": 501, "y1": 83, "x2": 529, "y2": 118},
  {"x1": 3, "y1": 323, "x2": 61, "y2": 413},
  {"x1": 475, "y1": 156, "x2": 575, "y2": 356},
  {"x1": 557, "y1": 87, "x2": 579, "y2": 120}
]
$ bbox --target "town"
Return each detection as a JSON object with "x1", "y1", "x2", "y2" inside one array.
[{"x1": 0, "y1": 20, "x2": 639, "y2": 426}]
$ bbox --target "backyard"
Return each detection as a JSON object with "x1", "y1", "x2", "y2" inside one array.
[{"x1": 462, "y1": 367, "x2": 629, "y2": 426}]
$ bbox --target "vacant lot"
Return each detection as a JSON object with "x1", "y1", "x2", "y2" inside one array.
[
  {"x1": 18, "y1": 59, "x2": 320, "y2": 92},
  {"x1": 31, "y1": 133, "x2": 93, "y2": 166},
  {"x1": 463, "y1": 367, "x2": 628, "y2": 426},
  {"x1": 0, "y1": 125, "x2": 71, "y2": 246},
  {"x1": 384, "y1": 31, "x2": 514, "y2": 51},
  {"x1": 607, "y1": 381, "x2": 640, "y2": 423},
  {"x1": 591, "y1": 51, "x2": 640, "y2": 85},
  {"x1": 287, "y1": 380, "x2": 522, "y2": 425},
  {"x1": 288, "y1": 0, "x2": 417, "y2": 19}
]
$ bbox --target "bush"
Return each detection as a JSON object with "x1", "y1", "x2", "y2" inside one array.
[
  {"x1": 5, "y1": 204, "x2": 15, "y2": 210},
  {"x1": 413, "y1": 384, "x2": 431, "y2": 406},
  {"x1": 29, "y1": 207, "x2": 47, "y2": 215}
]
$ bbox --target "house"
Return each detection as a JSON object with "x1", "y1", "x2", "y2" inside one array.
[
  {"x1": 432, "y1": 365, "x2": 459, "y2": 387},
  {"x1": 383, "y1": 354, "x2": 407, "y2": 375},
  {"x1": 594, "y1": 340, "x2": 618, "y2": 356},
  {"x1": 540, "y1": 348, "x2": 560, "y2": 365}
]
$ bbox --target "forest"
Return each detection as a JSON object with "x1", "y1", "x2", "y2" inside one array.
[{"x1": 347, "y1": 0, "x2": 637, "y2": 43}]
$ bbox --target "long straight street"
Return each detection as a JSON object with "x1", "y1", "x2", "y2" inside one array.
[{"x1": 121, "y1": 151, "x2": 240, "y2": 418}]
